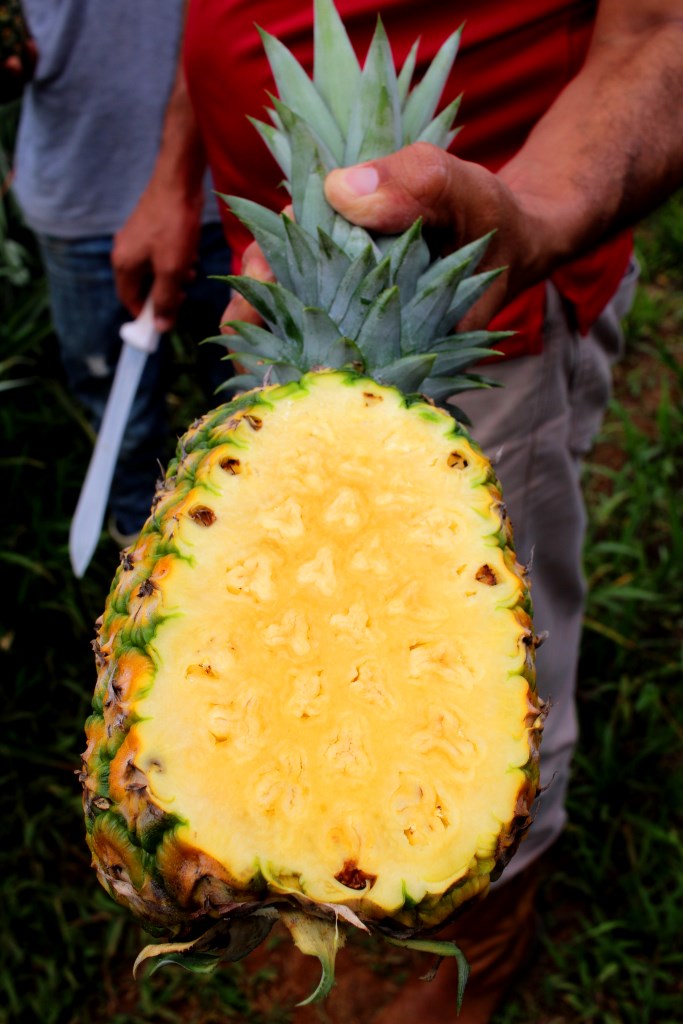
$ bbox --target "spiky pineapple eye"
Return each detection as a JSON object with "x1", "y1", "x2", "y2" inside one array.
[
  {"x1": 447, "y1": 451, "x2": 469, "y2": 469},
  {"x1": 475, "y1": 565, "x2": 498, "y2": 586},
  {"x1": 335, "y1": 861, "x2": 377, "y2": 890},
  {"x1": 220, "y1": 457, "x2": 242, "y2": 474},
  {"x1": 362, "y1": 391, "x2": 383, "y2": 405},
  {"x1": 188, "y1": 505, "x2": 217, "y2": 526}
]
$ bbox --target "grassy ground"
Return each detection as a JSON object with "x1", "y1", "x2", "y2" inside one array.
[{"x1": 1, "y1": 103, "x2": 682, "y2": 1022}]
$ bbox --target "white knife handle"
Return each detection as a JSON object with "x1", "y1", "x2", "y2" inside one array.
[{"x1": 119, "y1": 296, "x2": 162, "y2": 354}]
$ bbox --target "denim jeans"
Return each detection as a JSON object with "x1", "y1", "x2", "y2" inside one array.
[{"x1": 39, "y1": 221, "x2": 231, "y2": 536}]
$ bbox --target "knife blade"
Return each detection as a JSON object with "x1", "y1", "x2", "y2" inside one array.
[{"x1": 69, "y1": 298, "x2": 161, "y2": 577}]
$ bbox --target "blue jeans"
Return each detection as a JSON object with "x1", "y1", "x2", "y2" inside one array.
[{"x1": 38, "y1": 222, "x2": 231, "y2": 536}]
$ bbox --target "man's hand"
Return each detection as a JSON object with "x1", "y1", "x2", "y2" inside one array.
[
  {"x1": 321, "y1": 1, "x2": 683, "y2": 332},
  {"x1": 218, "y1": 0, "x2": 683, "y2": 339},
  {"x1": 112, "y1": 184, "x2": 203, "y2": 333},
  {"x1": 0, "y1": 36, "x2": 37, "y2": 103},
  {"x1": 111, "y1": 37, "x2": 207, "y2": 333},
  {"x1": 219, "y1": 146, "x2": 549, "y2": 334},
  {"x1": 324, "y1": 142, "x2": 549, "y2": 331}
]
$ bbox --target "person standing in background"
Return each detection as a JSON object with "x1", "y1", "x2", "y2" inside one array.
[{"x1": 4, "y1": 0, "x2": 231, "y2": 545}]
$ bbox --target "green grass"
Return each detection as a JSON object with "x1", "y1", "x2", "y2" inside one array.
[
  {"x1": 494, "y1": 209, "x2": 683, "y2": 1024},
  {"x1": 1, "y1": 101, "x2": 682, "y2": 1022}
]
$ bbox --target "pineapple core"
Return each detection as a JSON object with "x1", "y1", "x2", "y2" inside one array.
[{"x1": 130, "y1": 373, "x2": 532, "y2": 917}]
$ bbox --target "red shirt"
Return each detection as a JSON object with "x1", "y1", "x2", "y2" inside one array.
[{"x1": 185, "y1": 0, "x2": 632, "y2": 357}]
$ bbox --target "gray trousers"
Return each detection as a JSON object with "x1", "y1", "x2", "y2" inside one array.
[{"x1": 455, "y1": 265, "x2": 637, "y2": 880}]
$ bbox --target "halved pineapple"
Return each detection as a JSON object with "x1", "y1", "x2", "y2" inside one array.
[{"x1": 83, "y1": 373, "x2": 541, "y2": 997}]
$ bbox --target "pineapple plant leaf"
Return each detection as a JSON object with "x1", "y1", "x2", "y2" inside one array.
[
  {"x1": 402, "y1": 27, "x2": 462, "y2": 142},
  {"x1": 81, "y1": 0, "x2": 545, "y2": 1010}
]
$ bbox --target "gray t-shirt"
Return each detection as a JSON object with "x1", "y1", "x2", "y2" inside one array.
[{"x1": 13, "y1": 0, "x2": 219, "y2": 238}]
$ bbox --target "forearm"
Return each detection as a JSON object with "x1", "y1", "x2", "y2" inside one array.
[
  {"x1": 256, "y1": 1, "x2": 683, "y2": 330},
  {"x1": 112, "y1": 5, "x2": 208, "y2": 326},
  {"x1": 146, "y1": 42, "x2": 207, "y2": 208},
  {"x1": 499, "y1": 6, "x2": 683, "y2": 283}
]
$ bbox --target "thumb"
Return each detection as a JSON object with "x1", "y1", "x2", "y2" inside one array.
[{"x1": 324, "y1": 142, "x2": 456, "y2": 235}]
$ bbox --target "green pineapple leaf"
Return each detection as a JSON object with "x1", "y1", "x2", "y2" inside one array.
[
  {"x1": 273, "y1": 100, "x2": 337, "y2": 229},
  {"x1": 355, "y1": 285, "x2": 402, "y2": 368},
  {"x1": 326, "y1": 245, "x2": 376, "y2": 327},
  {"x1": 345, "y1": 18, "x2": 402, "y2": 164},
  {"x1": 316, "y1": 230, "x2": 353, "y2": 308},
  {"x1": 331, "y1": 218, "x2": 380, "y2": 261},
  {"x1": 313, "y1": 0, "x2": 361, "y2": 132},
  {"x1": 396, "y1": 38, "x2": 420, "y2": 106},
  {"x1": 416, "y1": 96, "x2": 462, "y2": 149},
  {"x1": 283, "y1": 217, "x2": 322, "y2": 306},
  {"x1": 222, "y1": 195, "x2": 293, "y2": 291},
  {"x1": 386, "y1": 219, "x2": 431, "y2": 301},
  {"x1": 417, "y1": 233, "x2": 492, "y2": 291},
  {"x1": 376, "y1": 353, "x2": 437, "y2": 391},
  {"x1": 423, "y1": 373, "x2": 499, "y2": 403},
  {"x1": 281, "y1": 911, "x2": 346, "y2": 1007},
  {"x1": 431, "y1": 329, "x2": 512, "y2": 351},
  {"x1": 386, "y1": 937, "x2": 470, "y2": 1014},
  {"x1": 247, "y1": 116, "x2": 292, "y2": 182},
  {"x1": 301, "y1": 307, "x2": 347, "y2": 366},
  {"x1": 333, "y1": 253, "x2": 393, "y2": 340},
  {"x1": 226, "y1": 276, "x2": 305, "y2": 343},
  {"x1": 430, "y1": 345, "x2": 503, "y2": 376},
  {"x1": 140, "y1": 951, "x2": 221, "y2": 976},
  {"x1": 222, "y1": 320, "x2": 302, "y2": 366},
  {"x1": 446, "y1": 267, "x2": 505, "y2": 325},
  {"x1": 259, "y1": 27, "x2": 345, "y2": 162},
  {"x1": 402, "y1": 27, "x2": 462, "y2": 142},
  {"x1": 401, "y1": 257, "x2": 480, "y2": 350}
]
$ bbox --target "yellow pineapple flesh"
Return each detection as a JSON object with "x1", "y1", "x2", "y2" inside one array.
[{"x1": 97, "y1": 374, "x2": 536, "y2": 925}]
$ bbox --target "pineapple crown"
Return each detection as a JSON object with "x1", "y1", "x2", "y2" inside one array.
[{"x1": 218, "y1": 0, "x2": 507, "y2": 410}]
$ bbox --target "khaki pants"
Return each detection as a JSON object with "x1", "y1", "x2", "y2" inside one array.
[{"x1": 455, "y1": 265, "x2": 638, "y2": 880}]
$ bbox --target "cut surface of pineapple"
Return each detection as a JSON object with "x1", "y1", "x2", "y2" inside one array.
[{"x1": 107, "y1": 371, "x2": 536, "y2": 923}]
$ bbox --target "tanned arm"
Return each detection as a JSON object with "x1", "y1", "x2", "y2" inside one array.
[
  {"x1": 112, "y1": 1, "x2": 207, "y2": 331},
  {"x1": 321, "y1": 0, "x2": 683, "y2": 329}
]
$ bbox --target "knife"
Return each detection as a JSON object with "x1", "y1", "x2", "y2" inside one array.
[{"x1": 69, "y1": 297, "x2": 161, "y2": 577}]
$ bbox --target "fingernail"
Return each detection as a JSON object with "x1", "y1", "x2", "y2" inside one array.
[{"x1": 341, "y1": 165, "x2": 379, "y2": 197}]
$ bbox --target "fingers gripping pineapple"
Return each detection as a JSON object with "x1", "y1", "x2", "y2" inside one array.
[{"x1": 81, "y1": 0, "x2": 545, "y2": 1006}]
